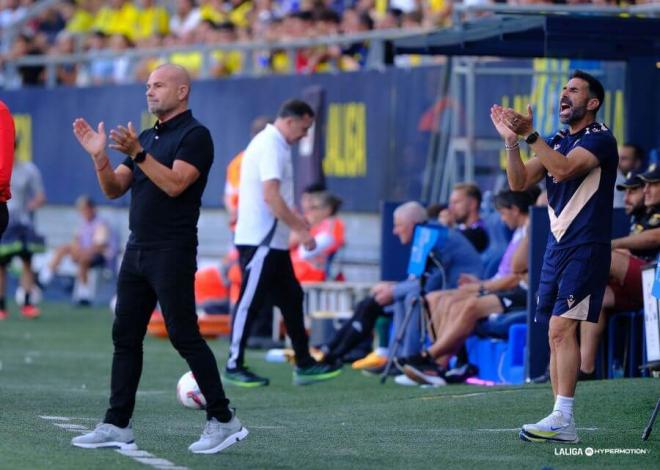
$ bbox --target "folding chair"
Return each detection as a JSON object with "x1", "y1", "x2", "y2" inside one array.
[{"x1": 380, "y1": 224, "x2": 448, "y2": 383}]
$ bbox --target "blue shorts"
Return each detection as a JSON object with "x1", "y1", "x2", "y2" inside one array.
[{"x1": 536, "y1": 243, "x2": 610, "y2": 324}]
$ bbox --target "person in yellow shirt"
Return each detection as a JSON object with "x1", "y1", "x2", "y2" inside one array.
[
  {"x1": 92, "y1": 0, "x2": 140, "y2": 42},
  {"x1": 135, "y1": 0, "x2": 170, "y2": 42}
]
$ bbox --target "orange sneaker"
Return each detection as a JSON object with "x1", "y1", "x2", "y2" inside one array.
[
  {"x1": 352, "y1": 351, "x2": 387, "y2": 370},
  {"x1": 0, "y1": 310, "x2": 7, "y2": 320},
  {"x1": 20, "y1": 305, "x2": 40, "y2": 319}
]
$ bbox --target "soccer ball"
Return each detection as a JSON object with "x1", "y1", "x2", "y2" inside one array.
[
  {"x1": 15, "y1": 285, "x2": 42, "y2": 306},
  {"x1": 176, "y1": 371, "x2": 206, "y2": 409}
]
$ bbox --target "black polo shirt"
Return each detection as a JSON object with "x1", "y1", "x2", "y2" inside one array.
[{"x1": 121, "y1": 109, "x2": 213, "y2": 249}]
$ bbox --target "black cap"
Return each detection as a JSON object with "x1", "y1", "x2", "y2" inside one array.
[
  {"x1": 639, "y1": 164, "x2": 660, "y2": 183},
  {"x1": 616, "y1": 169, "x2": 644, "y2": 191}
]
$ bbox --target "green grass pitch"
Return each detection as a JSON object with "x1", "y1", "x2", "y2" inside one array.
[{"x1": 0, "y1": 302, "x2": 657, "y2": 469}]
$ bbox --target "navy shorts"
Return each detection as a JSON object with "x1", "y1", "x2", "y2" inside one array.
[{"x1": 536, "y1": 243, "x2": 610, "y2": 324}]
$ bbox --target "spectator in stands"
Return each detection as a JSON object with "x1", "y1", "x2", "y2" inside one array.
[
  {"x1": 208, "y1": 22, "x2": 243, "y2": 77},
  {"x1": 85, "y1": 31, "x2": 115, "y2": 85},
  {"x1": 92, "y1": 0, "x2": 140, "y2": 43},
  {"x1": 170, "y1": 0, "x2": 202, "y2": 38},
  {"x1": 135, "y1": 0, "x2": 170, "y2": 43},
  {"x1": 613, "y1": 143, "x2": 644, "y2": 208},
  {"x1": 402, "y1": 188, "x2": 535, "y2": 385},
  {"x1": 449, "y1": 182, "x2": 489, "y2": 252},
  {"x1": 9, "y1": 33, "x2": 46, "y2": 87},
  {"x1": 291, "y1": 190, "x2": 345, "y2": 282},
  {"x1": 320, "y1": 201, "x2": 483, "y2": 380},
  {"x1": 0, "y1": 154, "x2": 46, "y2": 319},
  {"x1": 39, "y1": 195, "x2": 117, "y2": 306},
  {"x1": 51, "y1": 31, "x2": 78, "y2": 86},
  {"x1": 579, "y1": 165, "x2": 660, "y2": 379},
  {"x1": 338, "y1": 9, "x2": 373, "y2": 71}
]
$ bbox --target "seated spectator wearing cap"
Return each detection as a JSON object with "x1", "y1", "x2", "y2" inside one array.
[
  {"x1": 613, "y1": 143, "x2": 645, "y2": 209},
  {"x1": 39, "y1": 195, "x2": 117, "y2": 305},
  {"x1": 579, "y1": 164, "x2": 660, "y2": 379}
]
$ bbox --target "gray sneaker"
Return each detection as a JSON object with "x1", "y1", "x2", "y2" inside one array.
[
  {"x1": 71, "y1": 423, "x2": 138, "y2": 450},
  {"x1": 188, "y1": 414, "x2": 249, "y2": 454}
]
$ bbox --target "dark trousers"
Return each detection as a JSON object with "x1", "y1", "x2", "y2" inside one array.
[
  {"x1": 325, "y1": 296, "x2": 384, "y2": 361},
  {"x1": 227, "y1": 246, "x2": 313, "y2": 370},
  {"x1": 104, "y1": 247, "x2": 230, "y2": 427}
]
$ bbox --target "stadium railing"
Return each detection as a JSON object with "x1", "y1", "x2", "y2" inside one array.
[{"x1": 2, "y1": 3, "x2": 658, "y2": 89}]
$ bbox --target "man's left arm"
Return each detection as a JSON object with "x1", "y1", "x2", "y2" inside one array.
[
  {"x1": 501, "y1": 106, "x2": 604, "y2": 182},
  {"x1": 612, "y1": 227, "x2": 660, "y2": 251},
  {"x1": 109, "y1": 122, "x2": 208, "y2": 198}
]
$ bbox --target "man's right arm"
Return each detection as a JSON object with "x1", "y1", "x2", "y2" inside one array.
[
  {"x1": 263, "y1": 179, "x2": 315, "y2": 250},
  {"x1": 95, "y1": 157, "x2": 133, "y2": 199},
  {"x1": 73, "y1": 118, "x2": 133, "y2": 199}
]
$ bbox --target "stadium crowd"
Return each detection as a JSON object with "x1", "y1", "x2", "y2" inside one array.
[{"x1": 0, "y1": 0, "x2": 654, "y2": 86}]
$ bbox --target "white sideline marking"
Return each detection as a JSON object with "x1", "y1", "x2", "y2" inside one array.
[
  {"x1": 117, "y1": 450, "x2": 154, "y2": 458},
  {"x1": 477, "y1": 427, "x2": 598, "y2": 432},
  {"x1": 54, "y1": 424, "x2": 89, "y2": 431},
  {"x1": 41, "y1": 416, "x2": 189, "y2": 470}
]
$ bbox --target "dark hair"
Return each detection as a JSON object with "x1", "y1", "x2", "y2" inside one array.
[
  {"x1": 494, "y1": 186, "x2": 540, "y2": 214},
  {"x1": 359, "y1": 12, "x2": 374, "y2": 30},
  {"x1": 571, "y1": 70, "x2": 605, "y2": 113},
  {"x1": 622, "y1": 143, "x2": 645, "y2": 162},
  {"x1": 303, "y1": 182, "x2": 327, "y2": 194},
  {"x1": 278, "y1": 99, "x2": 315, "y2": 119},
  {"x1": 453, "y1": 182, "x2": 482, "y2": 206},
  {"x1": 76, "y1": 194, "x2": 96, "y2": 209},
  {"x1": 314, "y1": 191, "x2": 343, "y2": 216},
  {"x1": 426, "y1": 203, "x2": 448, "y2": 219}
]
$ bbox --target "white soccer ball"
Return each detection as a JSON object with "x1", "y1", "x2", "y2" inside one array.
[
  {"x1": 176, "y1": 371, "x2": 206, "y2": 409},
  {"x1": 15, "y1": 285, "x2": 42, "y2": 307}
]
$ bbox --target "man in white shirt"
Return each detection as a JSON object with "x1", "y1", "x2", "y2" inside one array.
[{"x1": 225, "y1": 99, "x2": 342, "y2": 387}]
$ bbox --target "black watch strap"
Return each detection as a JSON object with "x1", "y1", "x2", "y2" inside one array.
[
  {"x1": 133, "y1": 149, "x2": 147, "y2": 163},
  {"x1": 525, "y1": 131, "x2": 540, "y2": 145}
]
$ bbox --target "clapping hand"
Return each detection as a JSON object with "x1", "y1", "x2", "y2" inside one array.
[
  {"x1": 73, "y1": 118, "x2": 107, "y2": 158},
  {"x1": 109, "y1": 122, "x2": 141, "y2": 157}
]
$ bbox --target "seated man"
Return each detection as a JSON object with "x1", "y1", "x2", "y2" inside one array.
[
  {"x1": 39, "y1": 195, "x2": 117, "y2": 305},
  {"x1": 579, "y1": 165, "x2": 660, "y2": 379},
  {"x1": 401, "y1": 188, "x2": 536, "y2": 385},
  {"x1": 291, "y1": 190, "x2": 345, "y2": 282},
  {"x1": 320, "y1": 201, "x2": 483, "y2": 372}
]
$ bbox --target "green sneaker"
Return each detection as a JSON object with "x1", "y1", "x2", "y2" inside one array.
[
  {"x1": 293, "y1": 361, "x2": 342, "y2": 385},
  {"x1": 222, "y1": 367, "x2": 270, "y2": 387}
]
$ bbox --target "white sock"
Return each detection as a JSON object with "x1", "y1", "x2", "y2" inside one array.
[{"x1": 553, "y1": 395, "x2": 574, "y2": 421}]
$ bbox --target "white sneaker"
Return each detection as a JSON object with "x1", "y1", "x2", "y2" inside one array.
[
  {"x1": 188, "y1": 414, "x2": 249, "y2": 454},
  {"x1": 393, "y1": 374, "x2": 419, "y2": 386},
  {"x1": 520, "y1": 410, "x2": 579, "y2": 443},
  {"x1": 71, "y1": 423, "x2": 137, "y2": 450}
]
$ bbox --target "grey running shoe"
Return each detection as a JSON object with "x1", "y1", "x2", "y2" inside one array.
[
  {"x1": 71, "y1": 423, "x2": 137, "y2": 450},
  {"x1": 188, "y1": 414, "x2": 249, "y2": 454}
]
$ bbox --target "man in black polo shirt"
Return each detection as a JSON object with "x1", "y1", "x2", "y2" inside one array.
[{"x1": 71, "y1": 64, "x2": 246, "y2": 455}]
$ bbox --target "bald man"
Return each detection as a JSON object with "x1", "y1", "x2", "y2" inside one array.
[{"x1": 72, "y1": 64, "x2": 247, "y2": 454}]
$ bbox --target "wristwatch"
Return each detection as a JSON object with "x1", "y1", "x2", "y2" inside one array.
[
  {"x1": 525, "y1": 131, "x2": 540, "y2": 145},
  {"x1": 132, "y1": 149, "x2": 147, "y2": 163}
]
